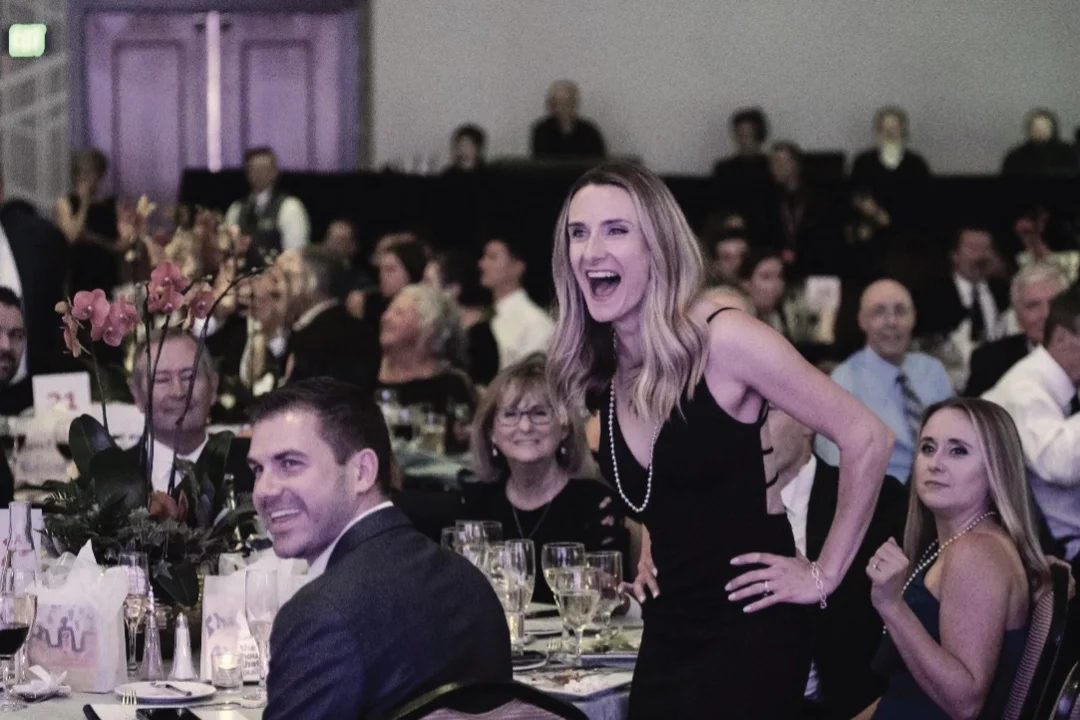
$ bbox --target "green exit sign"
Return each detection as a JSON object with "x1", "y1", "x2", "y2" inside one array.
[{"x1": 8, "y1": 24, "x2": 47, "y2": 59}]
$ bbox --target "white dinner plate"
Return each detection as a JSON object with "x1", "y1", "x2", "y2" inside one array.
[{"x1": 114, "y1": 681, "x2": 216, "y2": 704}]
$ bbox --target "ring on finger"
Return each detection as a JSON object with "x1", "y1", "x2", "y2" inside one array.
[
  {"x1": 873, "y1": 559, "x2": 882, "y2": 571},
  {"x1": 763, "y1": 580, "x2": 771, "y2": 595}
]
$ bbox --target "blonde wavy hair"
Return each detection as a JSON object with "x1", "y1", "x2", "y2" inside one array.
[
  {"x1": 905, "y1": 397, "x2": 1052, "y2": 593},
  {"x1": 547, "y1": 162, "x2": 707, "y2": 425}
]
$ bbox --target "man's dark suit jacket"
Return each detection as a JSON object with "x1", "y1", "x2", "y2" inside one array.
[
  {"x1": 806, "y1": 460, "x2": 908, "y2": 720},
  {"x1": 963, "y1": 334, "x2": 1031, "y2": 398},
  {"x1": 122, "y1": 433, "x2": 256, "y2": 494},
  {"x1": 914, "y1": 274, "x2": 1009, "y2": 341},
  {"x1": 0, "y1": 204, "x2": 69, "y2": 414},
  {"x1": 285, "y1": 304, "x2": 380, "y2": 392},
  {"x1": 265, "y1": 506, "x2": 511, "y2": 720}
]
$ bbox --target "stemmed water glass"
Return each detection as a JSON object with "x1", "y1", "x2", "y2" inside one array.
[
  {"x1": 541, "y1": 542, "x2": 585, "y2": 656},
  {"x1": 454, "y1": 521, "x2": 502, "y2": 570},
  {"x1": 118, "y1": 551, "x2": 149, "y2": 677},
  {"x1": 550, "y1": 567, "x2": 601, "y2": 666},
  {"x1": 0, "y1": 592, "x2": 36, "y2": 712},
  {"x1": 244, "y1": 570, "x2": 278, "y2": 705},
  {"x1": 585, "y1": 551, "x2": 624, "y2": 637}
]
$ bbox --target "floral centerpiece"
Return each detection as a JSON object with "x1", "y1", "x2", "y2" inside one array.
[{"x1": 42, "y1": 198, "x2": 259, "y2": 609}]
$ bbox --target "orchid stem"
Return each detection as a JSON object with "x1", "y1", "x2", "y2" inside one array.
[{"x1": 90, "y1": 349, "x2": 109, "y2": 435}]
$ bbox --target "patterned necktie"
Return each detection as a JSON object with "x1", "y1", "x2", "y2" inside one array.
[{"x1": 897, "y1": 372, "x2": 925, "y2": 438}]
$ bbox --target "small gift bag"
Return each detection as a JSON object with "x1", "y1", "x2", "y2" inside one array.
[
  {"x1": 199, "y1": 552, "x2": 307, "y2": 682},
  {"x1": 26, "y1": 542, "x2": 128, "y2": 692}
]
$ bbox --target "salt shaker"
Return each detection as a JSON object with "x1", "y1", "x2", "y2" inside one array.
[
  {"x1": 168, "y1": 611, "x2": 197, "y2": 681},
  {"x1": 139, "y1": 590, "x2": 166, "y2": 681}
]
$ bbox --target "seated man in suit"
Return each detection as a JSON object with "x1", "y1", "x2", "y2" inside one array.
[
  {"x1": 769, "y1": 405, "x2": 907, "y2": 720},
  {"x1": 128, "y1": 329, "x2": 254, "y2": 494},
  {"x1": 816, "y1": 279, "x2": 953, "y2": 482},
  {"x1": 0, "y1": 288, "x2": 30, "y2": 417},
  {"x1": 0, "y1": 171, "x2": 69, "y2": 414},
  {"x1": 965, "y1": 261, "x2": 1068, "y2": 396},
  {"x1": 282, "y1": 246, "x2": 381, "y2": 391},
  {"x1": 248, "y1": 378, "x2": 511, "y2": 720}
]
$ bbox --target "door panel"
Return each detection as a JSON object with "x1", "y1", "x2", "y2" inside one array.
[
  {"x1": 241, "y1": 40, "x2": 314, "y2": 169},
  {"x1": 86, "y1": 13, "x2": 205, "y2": 202}
]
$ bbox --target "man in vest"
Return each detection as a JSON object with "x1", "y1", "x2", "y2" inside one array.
[{"x1": 225, "y1": 147, "x2": 310, "y2": 268}]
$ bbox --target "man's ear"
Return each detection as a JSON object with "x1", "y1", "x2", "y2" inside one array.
[{"x1": 348, "y1": 448, "x2": 381, "y2": 497}]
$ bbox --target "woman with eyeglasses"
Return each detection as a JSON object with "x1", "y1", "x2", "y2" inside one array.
[{"x1": 463, "y1": 354, "x2": 631, "y2": 603}]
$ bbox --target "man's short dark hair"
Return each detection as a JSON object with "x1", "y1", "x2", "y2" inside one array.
[
  {"x1": 1043, "y1": 287, "x2": 1080, "y2": 343},
  {"x1": 452, "y1": 124, "x2": 487, "y2": 150},
  {"x1": 950, "y1": 224, "x2": 995, "y2": 253},
  {"x1": 383, "y1": 240, "x2": 430, "y2": 285},
  {"x1": 488, "y1": 234, "x2": 528, "y2": 265},
  {"x1": 243, "y1": 146, "x2": 277, "y2": 166},
  {"x1": 0, "y1": 287, "x2": 21, "y2": 312},
  {"x1": 300, "y1": 245, "x2": 351, "y2": 300},
  {"x1": 736, "y1": 246, "x2": 783, "y2": 282},
  {"x1": 248, "y1": 377, "x2": 394, "y2": 494},
  {"x1": 730, "y1": 108, "x2": 769, "y2": 144}
]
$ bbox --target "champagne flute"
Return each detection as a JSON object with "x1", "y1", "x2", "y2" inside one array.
[
  {"x1": 0, "y1": 593, "x2": 36, "y2": 712},
  {"x1": 585, "y1": 551, "x2": 623, "y2": 637},
  {"x1": 118, "y1": 552, "x2": 149, "y2": 677},
  {"x1": 244, "y1": 570, "x2": 279, "y2": 705},
  {"x1": 488, "y1": 540, "x2": 535, "y2": 652},
  {"x1": 551, "y1": 567, "x2": 600, "y2": 666}
]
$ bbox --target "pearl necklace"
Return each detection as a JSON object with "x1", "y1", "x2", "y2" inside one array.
[
  {"x1": 608, "y1": 379, "x2": 661, "y2": 514},
  {"x1": 884, "y1": 510, "x2": 996, "y2": 634}
]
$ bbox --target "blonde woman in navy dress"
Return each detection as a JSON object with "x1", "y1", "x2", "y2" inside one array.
[{"x1": 547, "y1": 163, "x2": 896, "y2": 719}]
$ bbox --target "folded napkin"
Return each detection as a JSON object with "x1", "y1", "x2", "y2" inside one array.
[{"x1": 13, "y1": 665, "x2": 71, "y2": 699}]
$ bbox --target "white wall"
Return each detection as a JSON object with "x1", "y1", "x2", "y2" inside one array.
[{"x1": 371, "y1": 0, "x2": 1080, "y2": 175}]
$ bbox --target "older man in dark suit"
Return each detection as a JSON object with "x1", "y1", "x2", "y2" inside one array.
[
  {"x1": 248, "y1": 378, "x2": 510, "y2": 720},
  {"x1": 769, "y1": 405, "x2": 908, "y2": 720},
  {"x1": 964, "y1": 261, "x2": 1068, "y2": 397}
]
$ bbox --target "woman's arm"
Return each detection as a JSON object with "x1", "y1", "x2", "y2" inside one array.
[
  {"x1": 870, "y1": 535, "x2": 1014, "y2": 720},
  {"x1": 713, "y1": 311, "x2": 894, "y2": 604},
  {"x1": 56, "y1": 196, "x2": 86, "y2": 243}
]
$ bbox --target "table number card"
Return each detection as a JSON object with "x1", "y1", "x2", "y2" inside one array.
[{"x1": 31, "y1": 372, "x2": 93, "y2": 416}]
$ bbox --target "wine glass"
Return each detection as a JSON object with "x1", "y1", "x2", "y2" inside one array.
[
  {"x1": 487, "y1": 540, "x2": 535, "y2": 652},
  {"x1": 244, "y1": 570, "x2": 279, "y2": 705},
  {"x1": 1, "y1": 569, "x2": 37, "y2": 686},
  {"x1": 585, "y1": 551, "x2": 624, "y2": 638},
  {"x1": 118, "y1": 552, "x2": 149, "y2": 677},
  {"x1": 540, "y1": 542, "x2": 585, "y2": 656},
  {"x1": 440, "y1": 526, "x2": 457, "y2": 552},
  {"x1": 454, "y1": 521, "x2": 502, "y2": 569},
  {"x1": 550, "y1": 567, "x2": 600, "y2": 666},
  {"x1": 0, "y1": 593, "x2": 36, "y2": 712}
]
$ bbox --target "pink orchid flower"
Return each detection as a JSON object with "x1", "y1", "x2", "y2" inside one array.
[
  {"x1": 71, "y1": 289, "x2": 110, "y2": 327},
  {"x1": 92, "y1": 297, "x2": 140, "y2": 347},
  {"x1": 187, "y1": 286, "x2": 216, "y2": 320}
]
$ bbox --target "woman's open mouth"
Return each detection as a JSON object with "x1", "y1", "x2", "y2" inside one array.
[{"x1": 586, "y1": 270, "x2": 622, "y2": 298}]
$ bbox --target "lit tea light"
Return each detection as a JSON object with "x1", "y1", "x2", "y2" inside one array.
[{"x1": 217, "y1": 653, "x2": 238, "y2": 670}]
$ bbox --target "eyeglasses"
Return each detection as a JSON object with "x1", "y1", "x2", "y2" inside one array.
[{"x1": 495, "y1": 406, "x2": 554, "y2": 427}]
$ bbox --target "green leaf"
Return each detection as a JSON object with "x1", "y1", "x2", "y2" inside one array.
[
  {"x1": 153, "y1": 560, "x2": 201, "y2": 608},
  {"x1": 88, "y1": 447, "x2": 148, "y2": 511},
  {"x1": 68, "y1": 415, "x2": 117, "y2": 478}
]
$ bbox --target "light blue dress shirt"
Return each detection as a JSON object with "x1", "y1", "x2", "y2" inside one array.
[{"x1": 814, "y1": 347, "x2": 954, "y2": 482}]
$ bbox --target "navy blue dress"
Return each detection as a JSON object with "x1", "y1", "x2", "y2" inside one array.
[
  {"x1": 598, "y1": 373, "x2": 812, "y2": 718},
  {"x1": 871, "y1": 568, "x2": 1027, "y2": 720}
]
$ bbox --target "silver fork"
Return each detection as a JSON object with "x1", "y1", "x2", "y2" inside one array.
[{"x1": 121, "y1": 690, "x2": 137, "y2": 706}]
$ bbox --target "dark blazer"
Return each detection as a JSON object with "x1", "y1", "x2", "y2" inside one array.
[
  {"x1": 914, "y1": 274, "x2": 1009, "y2": 340},
  {"x1": 0, "y1": 452, "x2": 14, "y2": 508},
  {"x1": 963, "y1": 334, "x2": 1031, "y2": 398},
  {"x1": 122, "y1": 433, "x2": 256, "y2": 495},
  {"x1": 285, "y1": 304, "x2": 380, "y2": 392},
  {"x1": 265, "y1": 506, "x2": 512, "y2": 720},
  {"x1": 806, "y1": 459, "x2": 908, "y2": 720},
  {"x1": 1, "y1": 205, "x2": 69, "y2": 379}
]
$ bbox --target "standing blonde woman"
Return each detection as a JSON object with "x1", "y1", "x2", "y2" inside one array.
[
  {"x1": 860, "y1": 398, "x2": 1051, "y2": 720},
  {"x1": 547, "y1": 162, "x2": 895, "y2": 718}
]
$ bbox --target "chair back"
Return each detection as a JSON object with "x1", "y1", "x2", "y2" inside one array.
[
  {"x1": 1045, "y1": 661, "x2": 1080, "y2": 720},
  {"x1": 387, "y1": 682, "x2": 589, "y2": 720},
  {"x1": 1002, "y1": 564, "x2": 1070, "y2": 720}
]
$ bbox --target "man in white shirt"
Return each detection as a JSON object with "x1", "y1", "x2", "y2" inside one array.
[
  {"x1": 247, "y1": 378, "x2": 510, "y2": 720},
  {"x1": 224, "y1": 147, "x2": 310, "y2": 267},
  {"x1": 770, "y1": 405, "x2": 907, "y2": 720},
  {"x1": 128, "y1": 329, "x2": 253, "y2": 494},
  {"x1": 983, "y1": 287, "x2": 1080, "y2": 560},
  {"x1": 479, "y1": 237, "x2": 554, "y2": 368}
]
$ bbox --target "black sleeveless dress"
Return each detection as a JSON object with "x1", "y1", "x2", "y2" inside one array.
[{"x1": 598, "y1": 319, "x2": 813, "y2": 718}]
